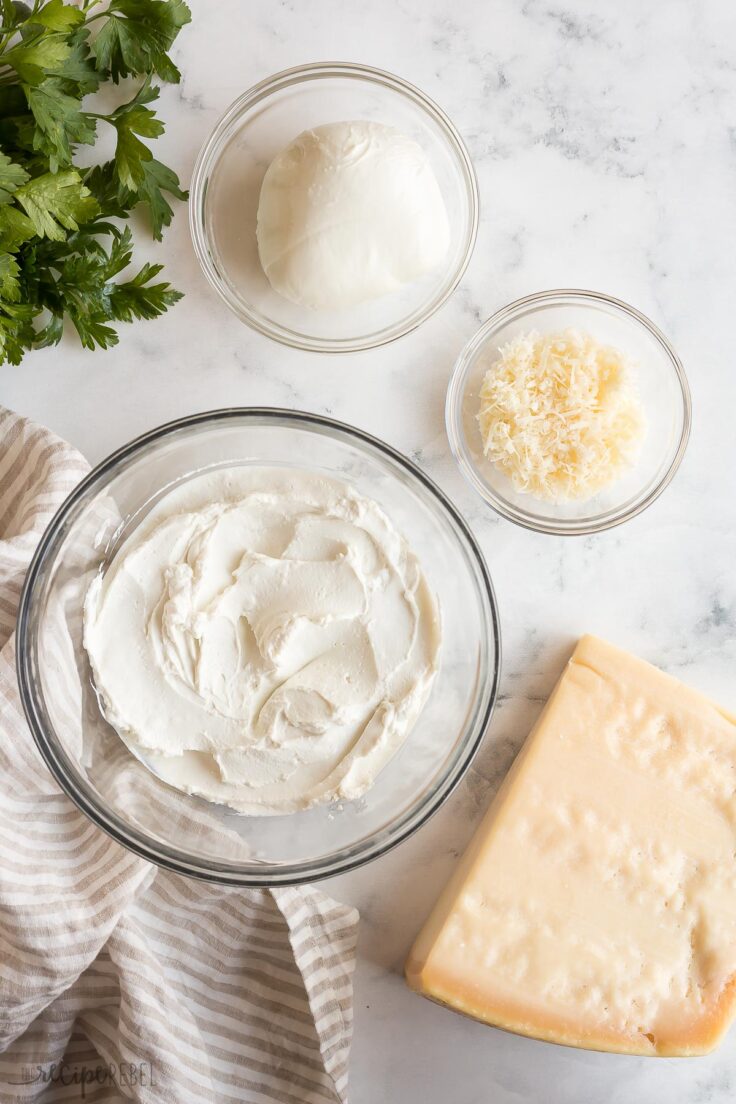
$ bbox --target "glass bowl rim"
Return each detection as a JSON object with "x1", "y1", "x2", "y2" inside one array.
[
  {"x1": 445, "y1": 287, "x2": 692, "y2": 536},
  {"x1": 188, "y1": 60, "x2": 480, "y2": 354},
  {"x1": 16, "y1": 407, "x2": 501, "y2": 886}
]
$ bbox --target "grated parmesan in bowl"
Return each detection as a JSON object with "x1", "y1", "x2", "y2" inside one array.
[
  {"x1": 476, "y1": 328, "x2": 647, "y2": 504},
  {"x1": 446, "y1": 289, "x2": 690, "y2": 535}
]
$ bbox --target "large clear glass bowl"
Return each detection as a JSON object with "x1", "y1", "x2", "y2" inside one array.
[
  {"x1": 16, "y1": 410, "x2": 500, "y2": 886},
  {"x1": 446, "y1": 289, "x2": 692, "y2": 535},
  {"x1": 189, "y1": 62, "x2": 479, "y2": 353}
]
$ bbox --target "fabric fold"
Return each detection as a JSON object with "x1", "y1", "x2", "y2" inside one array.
[{"x1": 0, "y1": 407, "x2": 358, "y2": 1104}]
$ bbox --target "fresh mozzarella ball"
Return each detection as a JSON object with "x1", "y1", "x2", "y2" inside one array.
[{"x1": 256, "y1": 121, "x2": 450, "y2": 310}]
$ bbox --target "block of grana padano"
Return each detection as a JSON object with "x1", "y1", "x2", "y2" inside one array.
[{"x1": 406, "y1": 636, "x2": 736, "y2": 1056}]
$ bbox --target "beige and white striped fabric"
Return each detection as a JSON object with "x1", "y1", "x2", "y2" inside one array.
[{"x1": 0, "y1": 407, "x2": 359, "y2": 1104}]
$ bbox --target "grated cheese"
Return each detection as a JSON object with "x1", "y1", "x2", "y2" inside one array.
[{"x1": 476, "y1": 328, "x2": 646, "y2": 503}]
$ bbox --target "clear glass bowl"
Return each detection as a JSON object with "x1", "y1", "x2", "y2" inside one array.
[
  {"x1": 189, "y1": 62, "x2": 479, "y2": 353},
  {"x1": 16, "y1": 410, "x2": 499, "y2": 886},
  {"x1": 446, "y1": 289, "x2": 692, "y2": 535}
]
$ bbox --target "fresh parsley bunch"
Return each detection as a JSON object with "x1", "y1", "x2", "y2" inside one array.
[{"x1": 0, "y1": 0, "x2": 191, "y2": 365}]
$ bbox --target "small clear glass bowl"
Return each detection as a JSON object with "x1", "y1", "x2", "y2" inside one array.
[
  {"x1": 16, "y1": 410, "x2": 499, "y2": 886},
  {"x1": 189, "y1": 62, "x2": 479, "y2": 353},
  {"x1": 446, "y1": 289, "x2": 692, "y2": 535}
]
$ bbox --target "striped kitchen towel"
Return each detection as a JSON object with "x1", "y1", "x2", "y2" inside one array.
[{"x1": 0, "y1": 407, "x2": 359, "y2": 1104}]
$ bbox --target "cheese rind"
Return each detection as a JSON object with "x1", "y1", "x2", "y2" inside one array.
[{"x1": 406, "y1": 636, "x2": 736, "y2": 1056}]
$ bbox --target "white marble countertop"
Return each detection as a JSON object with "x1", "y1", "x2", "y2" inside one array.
[{"x1": 5, "y1": 0, "x2": 736, "y2": 1100}]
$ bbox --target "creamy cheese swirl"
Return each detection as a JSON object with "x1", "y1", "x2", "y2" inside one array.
[{"x1": 84, "y1": 467, "x2": 441, "y2": 815}]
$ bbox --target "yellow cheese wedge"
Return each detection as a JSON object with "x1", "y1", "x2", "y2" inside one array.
[{"x1": 406, "y1": 635, "x2": 736, "y2": 1056}]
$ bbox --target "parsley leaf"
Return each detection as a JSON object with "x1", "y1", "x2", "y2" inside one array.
[
  {"x1": 0, "y1": 251, "x2": 20, "y2": 300},
  {"x1": 0, "y1": 0, "x2": 189, "y2": 366},
  {"x1": 28, "y1": 0, "x2": 85, "y2": 33},
  {"x1": 87, "y1": 147, "x2": 188, "y2": 241},
  {"x1": 0, "y1": 300, "x2": 35, "y2": 365},
  {"x1": 136, "y1": 156, "x2": 186, "y2": 240},
  {"x1": 108, "y1": 259, "x2": 182, "y2": 320},
  {"x1": 0, "y1": 204, "x2": 36, "y2": 250},
  {"x1": 112, "y1": 81, "x2": 164, "y2": 190},
  {"x1": 24, "y1": 79, "x2": 97, "y2": 170},
  {"x1": 14, "y1": 169, "x2": 99, "y2": 240},
  {"x1": 0, "y1": 152, "x2": 29, "y2": 204},
  {"x1": 102, "y1": 223, "x2": 134, "y2": 277},
  {"x1": 55, "y1": 29, "x2": 101, "y2": 96},
  {"x1": 47, "y1": 225, "x2": 181, "y2": 350},
  {"x1": 92, "y1": 0, "x2": 191, "y2": 83},
  {"x1": 3, "y1": 32, "x2": 71, "y2": 85},
  {"x1": 84, "y1": 160, "x2": 131, "y2": 218}
]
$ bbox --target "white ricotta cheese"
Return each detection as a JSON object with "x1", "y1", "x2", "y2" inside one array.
[{"x1": 83, "y1": 467, "x2": 441, "y2": 816}]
